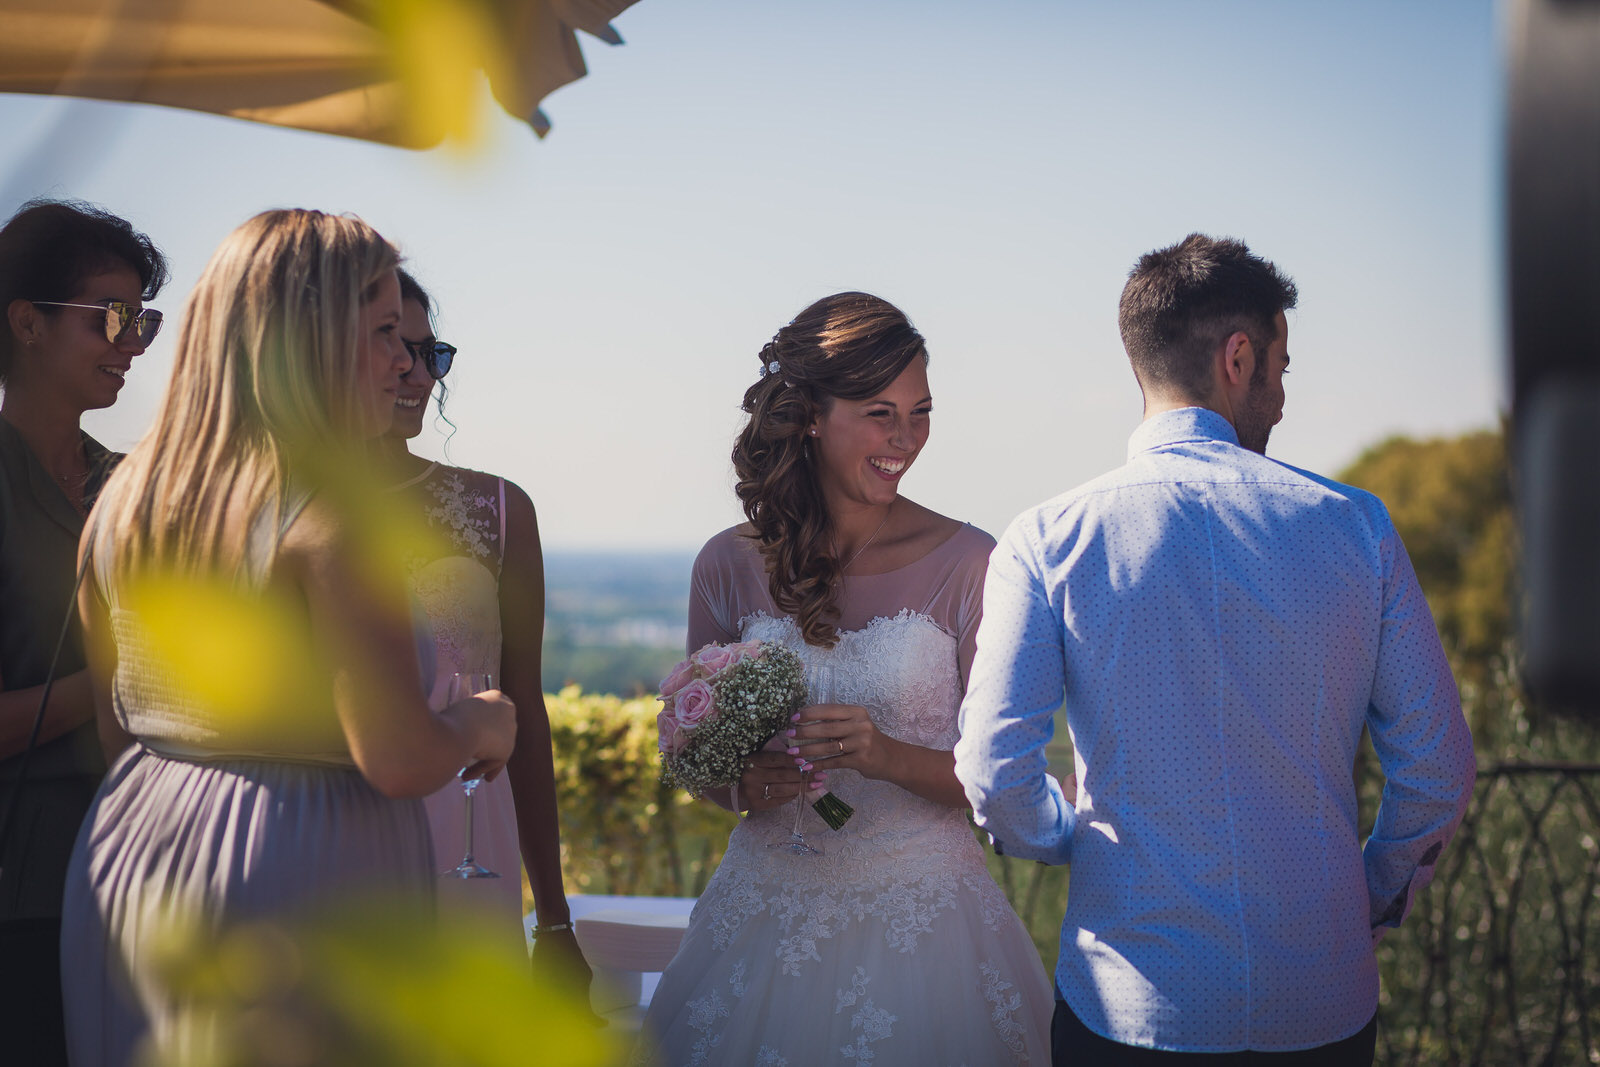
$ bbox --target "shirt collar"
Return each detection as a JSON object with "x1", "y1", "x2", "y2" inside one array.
[{"x1": 1127, "y1": 406, "x2": 1240, "y2": 460}]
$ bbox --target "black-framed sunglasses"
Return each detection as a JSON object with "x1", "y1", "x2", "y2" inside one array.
[
  {"x1": 32, "y1": 300, "x2": 163, "y2": 347},
  {"x1": 403, "y1": 339, "x2": 456, "y2": 380}
]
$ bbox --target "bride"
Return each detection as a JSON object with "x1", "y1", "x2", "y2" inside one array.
[{"x1": 635, "y1": 292, "x2": 1052, "y2": 1065}]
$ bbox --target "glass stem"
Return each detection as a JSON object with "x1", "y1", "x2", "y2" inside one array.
[
  {"x1": 462, "y1": 782, "x2": 478, "y2": 864},
  {"x1": 791, "y1": 781, "x2": 807, "y2": 838}
]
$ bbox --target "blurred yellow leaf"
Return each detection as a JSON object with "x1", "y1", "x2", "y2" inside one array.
[
  {"x1": 372, "y1": 0, "x2": 508, "y2": 148},
  {"x1": 123, "y1": 575, "x2": 328, "y2": 737},
  {"x1": 145, "y1": 898, "x2": 619, "y2": 1067}
]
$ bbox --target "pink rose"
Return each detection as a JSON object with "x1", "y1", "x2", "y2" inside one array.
[
  {"x1": 660, "y1": 658, "x2": 696, "y2": 698},
  {"x1": 690, "y1": 644, "x2": 735, "y2": 679},
  {"x1": 657, "y1": 707, "x2": 686, "y2": 756},
  {"x1": 727, "y1": 640, "x2": 764, "y2": 665},
  {"x1": 672, "y1": 679, "x2": 717, "y2": 729}
]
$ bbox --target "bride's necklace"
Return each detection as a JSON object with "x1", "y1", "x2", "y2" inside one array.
[{"x1": 836, "y1": 503, "x2": 892, "y2": 573}]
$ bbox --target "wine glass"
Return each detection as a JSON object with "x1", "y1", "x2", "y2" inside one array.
[
  {"x1": 768, "y1": 662, "x2": 835, "y2": 856},
  {"x1": 444, "y1": 671, "x2": 499, "y2": 879}
]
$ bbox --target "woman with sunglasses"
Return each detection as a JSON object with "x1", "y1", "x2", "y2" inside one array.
[
  {"x1": 380, "y1": 271, "x2": 588, "y2": 988},
  {"x1": 0, "y1": 198, "x2": 166, "y2": 1065}
]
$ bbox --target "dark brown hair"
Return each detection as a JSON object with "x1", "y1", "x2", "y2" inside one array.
[
  {"x1": 1118, "y1": 233, "x2": 1297, "y2": 398},
  {"x1": 732, "y1": 292, "x2": 927, "y2": 647},
  {"x1": 396, "y1": 267, "x2": 456, "y2": 427}
]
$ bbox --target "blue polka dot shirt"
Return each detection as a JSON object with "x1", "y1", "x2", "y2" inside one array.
[{"x1": 954, "y1": 407, "x2": 1476, "y2": 1053}]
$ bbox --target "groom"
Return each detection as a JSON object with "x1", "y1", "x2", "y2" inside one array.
[{"x1": 954, "y1": 234, "x2": 1476, "y2": 1064}]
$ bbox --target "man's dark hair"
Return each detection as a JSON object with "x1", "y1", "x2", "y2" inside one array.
[
  {"x1": 0, "y1": 198, "x2": 168, "y2": 383},
  {"x1": 1118, "y1": 233, "x2": 1297, "y2": 398}
]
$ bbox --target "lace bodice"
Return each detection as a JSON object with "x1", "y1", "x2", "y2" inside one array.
[
  {"x1": 400, "y1": 464, "x2": 506, "y2": 707},
  {"x1": 720, "y1": 611, "x2": 987, "y2": 886},
  {"x1": 742, "y1": 610, "x2": 962, "y2": 750}
]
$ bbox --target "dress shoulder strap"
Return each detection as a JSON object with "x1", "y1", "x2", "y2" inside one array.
[{"x1": 244, "y1": 488, "x2": 314, "y2": 587}]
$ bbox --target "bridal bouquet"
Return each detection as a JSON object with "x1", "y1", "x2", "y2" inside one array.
[{"x1": 657, "y1": 640, "x2": 854, "y2": 830}]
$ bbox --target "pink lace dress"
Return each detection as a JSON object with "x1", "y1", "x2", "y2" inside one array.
[
  {"x1": 636, "y1": 524, "x2": 1052, "y2": 1066},
  {"x1": 396, "y1": 463, "x2": 525, "y2": 936}
]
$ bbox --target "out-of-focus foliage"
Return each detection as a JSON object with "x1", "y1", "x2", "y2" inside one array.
[
  {"x1": 141, "y1": 900, "x2": 618, "y2": 1066},
  {"x1": 1340, "y1": 428, "x2": 1600, "y2": 1064},
  {"x1": 122, "y1": 576, "x2": 329, "y2": 737},
  {"x1": 372, "y1": 0, "x2": 506, "y2": 148},
  {"x1": 545, "y1": 687, "x2": 737, "y2": 900}
]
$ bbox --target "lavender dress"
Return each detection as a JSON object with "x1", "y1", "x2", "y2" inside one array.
[{"x1": 59, "y1": 499, "x2": 434, "y2": 1066}]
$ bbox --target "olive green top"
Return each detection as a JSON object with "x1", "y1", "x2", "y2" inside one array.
[{"x1": 0, "y1": 415, "x2": 116, "y2": 918}]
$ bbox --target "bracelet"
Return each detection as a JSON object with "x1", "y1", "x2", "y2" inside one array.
[{"x1": 532, "y1": 921, "x2": 573, "y2": 935}]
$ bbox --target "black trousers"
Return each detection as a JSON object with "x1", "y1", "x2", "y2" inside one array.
[
  {"x1": 0, "y1": 916, "x2": 70, "y2": 1066},
  {"x1": 1052, "y1": 998, "x2": 1377, "y2": 1066}
]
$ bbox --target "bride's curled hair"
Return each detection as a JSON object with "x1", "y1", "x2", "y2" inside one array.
[{"x1": 733, "y1": 292, "x2": 927, "y2": 648}]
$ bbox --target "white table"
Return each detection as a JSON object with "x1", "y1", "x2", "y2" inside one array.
[{"x1": 526, "y1": 894, "x2": 697, "y2": 1025}]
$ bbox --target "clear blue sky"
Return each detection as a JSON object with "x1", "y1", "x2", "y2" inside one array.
[{"x1": 0, "y1": 0, "x2": 1501, "y2": 549}]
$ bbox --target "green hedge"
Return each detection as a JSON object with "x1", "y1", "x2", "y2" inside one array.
[{"x1": 546, "y1": 687, "x2": 738, "y2": 900}]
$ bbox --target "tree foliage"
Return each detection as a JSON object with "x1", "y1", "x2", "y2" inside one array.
[{"x1": 1340, "y1": 430, "x2": 1514, "y2": 676}]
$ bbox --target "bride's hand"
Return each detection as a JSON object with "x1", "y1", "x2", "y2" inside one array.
[
  {"x1": 736, "y1": 745, "x2": 813, "y2": 812},
  {"x1": 785, "y1": 703, "x2": 895, "y2": 782}
]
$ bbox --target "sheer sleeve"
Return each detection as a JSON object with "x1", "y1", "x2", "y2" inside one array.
[
  {"x1": 953, "y1": 548, "x2": 989, "y2": 689},
  {"x1": 945, "y1": 530, "x2": 995, "y2": 688},
  {"x1": 685, "y1": 527, "x2": 770, "y2": 653}
]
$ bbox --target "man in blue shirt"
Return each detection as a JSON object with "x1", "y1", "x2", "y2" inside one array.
[{"x1": 954, "y1": 234, "x2": 1476, "y2": 1064}]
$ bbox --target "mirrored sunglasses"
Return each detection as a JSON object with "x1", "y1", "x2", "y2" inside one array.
[
  {"x1": 33, "y1": 300, "x2": 163, "y2": 347},
  {"x1": 404, "y1": 339, "x2": 456, "y2": 380}
]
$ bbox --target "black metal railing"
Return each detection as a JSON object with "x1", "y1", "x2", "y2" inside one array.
[{"x1": 1376, "y1": 763, "x2": 1600, "y2": 1066}]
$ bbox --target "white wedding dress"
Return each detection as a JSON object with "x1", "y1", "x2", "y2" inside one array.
[{"x1": 635, "y1": 525, "x2": 1052, "y2": 1066}]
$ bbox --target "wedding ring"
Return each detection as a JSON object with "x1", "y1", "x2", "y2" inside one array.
[
  {"x1": 763, "y1": 783, "x2": 771, "y2": 801},
  {"x1": 835, "y1": 739, "x2": 845, "y2": 756}
]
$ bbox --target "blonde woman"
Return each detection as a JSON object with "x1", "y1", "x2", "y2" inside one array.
[{"x1": 59, "y1": 210, "x2": 516, "y2": 1063}]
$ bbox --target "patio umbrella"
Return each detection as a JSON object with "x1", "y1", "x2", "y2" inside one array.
[{"x1": 0, "y1": 0, "x2": 640, "y2": 147}]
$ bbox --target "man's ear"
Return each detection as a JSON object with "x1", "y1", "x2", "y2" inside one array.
[{"x1": 1220, "y1": 330, "x2": 1255, "y2": 388}]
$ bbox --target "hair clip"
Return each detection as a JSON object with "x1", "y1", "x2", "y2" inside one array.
[{"x1": 758, "y1": 360, "x2": 781, "y2": 378}]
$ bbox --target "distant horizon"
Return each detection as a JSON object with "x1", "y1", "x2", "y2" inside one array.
[{"x1": 539, "y1": 416, "x2": 1501, "y2": 555}]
